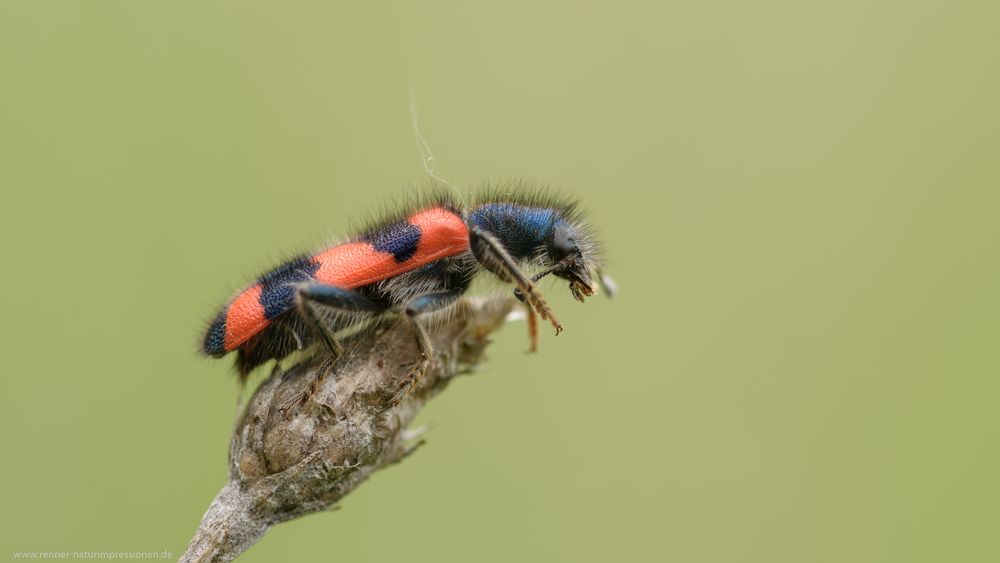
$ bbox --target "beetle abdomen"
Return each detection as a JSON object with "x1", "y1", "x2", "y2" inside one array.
[
  {"x1": 202, "y1": 206, "x2": 471, "y2": 357},
  {"x1": 202, "y1": 256, "x2": 318, "y2": 356}
]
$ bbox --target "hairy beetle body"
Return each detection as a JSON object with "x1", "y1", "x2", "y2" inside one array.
[{"x1": 202, "y1": 186, "x2": 612, "y2": 382}]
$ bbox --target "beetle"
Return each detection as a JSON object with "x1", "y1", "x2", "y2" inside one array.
[{"x1": 202, "y1": 185, "x2": 614, "y2": 383}]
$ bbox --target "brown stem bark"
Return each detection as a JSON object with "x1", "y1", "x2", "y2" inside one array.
[{"x1": 180, "y1": 296, "x2": 515, "y2": 562}]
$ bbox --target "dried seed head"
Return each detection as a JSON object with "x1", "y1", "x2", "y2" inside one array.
[{"x1": 182, "y1": 296, "x2": 515, "y2": 563}]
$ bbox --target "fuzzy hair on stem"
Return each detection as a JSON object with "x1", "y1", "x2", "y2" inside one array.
[{"x1": 181, "y1": 295, "x2": 516, "y2": 562}]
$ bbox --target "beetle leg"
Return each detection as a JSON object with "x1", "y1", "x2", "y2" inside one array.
[{"x1": 469, "y1": 226, "x2": 562, "y2": 335}]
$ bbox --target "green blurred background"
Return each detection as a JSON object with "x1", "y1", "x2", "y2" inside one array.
[{"x1": 2, "y1": 1, "x2": 998, "y2": 561}]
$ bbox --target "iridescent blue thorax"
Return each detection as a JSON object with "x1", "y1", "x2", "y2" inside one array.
[{"x1": 468, "y1": 203, "x2": 568, "y2": 259}]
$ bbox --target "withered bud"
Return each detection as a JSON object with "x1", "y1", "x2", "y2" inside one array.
[{"x1": 181, "y1": 296, "x2": 516, "y2": 562}]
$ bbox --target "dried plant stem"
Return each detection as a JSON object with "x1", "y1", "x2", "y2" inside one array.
[{"x1": 180, "y1": 296, "x2": 515, "y2": 562}]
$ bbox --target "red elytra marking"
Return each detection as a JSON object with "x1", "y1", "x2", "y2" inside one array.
[
  {"x1": 312, "y1": 242, "x2": 386, "y2": 288},
  {"x1": 313, "y1": 207, "x2": 470, "y2": 288},
  {"x1": 224, "y1": 284, "x2": 267, "y2": 351},
  {"x1": 222, "y1": 208, "x2": 472, "y2": 352},
  {"x1": 409, "y1": 207, "x2": 470, "y2": 258}
]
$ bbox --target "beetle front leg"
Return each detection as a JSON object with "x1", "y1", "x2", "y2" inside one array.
[{"x1": 469, "y1": 226, "x2": 562, "y2": 335}]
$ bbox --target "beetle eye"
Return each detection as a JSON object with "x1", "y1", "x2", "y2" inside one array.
[{"x1": 552, "y1": 224, "x2": 576, "y2": 259}]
